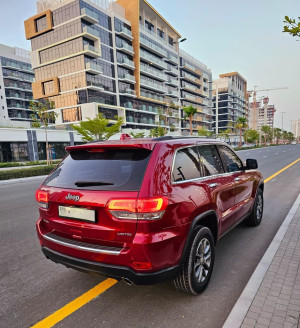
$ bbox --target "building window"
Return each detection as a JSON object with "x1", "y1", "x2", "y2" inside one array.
[
  {"x1": 157, "y1": 28, "x2": 164, "y2": 39},
  {"x1": 145, "y1": 20, "x2": 154, "y2": 32},
  {"x1": 168, "y1": 36, "x2": 174, "y2": 46},
  {"x1": 62, "y1": 107, "x2": 82, "y2": 123},
  {"x1": 98, "y1": 106, "x2": 118, "y2": 119}
]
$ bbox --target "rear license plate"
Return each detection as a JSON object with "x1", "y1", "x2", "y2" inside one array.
[{"x1": 58, "y1": 206, "x2": 95, "y2": 222}]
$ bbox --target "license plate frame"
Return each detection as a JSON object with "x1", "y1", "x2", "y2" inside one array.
[{"x1": 58, "y1": 206, "x2": 96, "y2": 223}]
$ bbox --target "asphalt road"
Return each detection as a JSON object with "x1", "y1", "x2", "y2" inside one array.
[{"x1": 1, "y1": 144, "x2": 299, "y2": 328}]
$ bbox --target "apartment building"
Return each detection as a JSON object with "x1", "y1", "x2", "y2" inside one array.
[
  {"x1": 251, "y1": 97, "x2": 276, "y2": 129},
  {"x1": 212, "y1": 72, "x2": 249, "y2": 133},
  {"x1": 292, "y1": 119, "x2": 300, "y2": 140},
  {"x1": 0, "y1": 44, "x2": 35, "y2": 128},
  {"x1": 24, "y1": 0, "x2": 212, "y2": 134}
]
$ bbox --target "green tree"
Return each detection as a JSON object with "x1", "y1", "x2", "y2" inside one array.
[
  {"x1": 183, "y1": 105, "x2": 197, "y2": 135},
  {"x1": 261, "y1": 125, "x2": 271, "y2": 145},
  {"x1": 244, "y1": 129, "x2": 259, "y2": 144},
  {"x1": 198, "y1": 126, "x2": 212, "y2": 137},
  {"x1": 71, "y1": 113, "x2": 123, "y2": 142},
  {"x1": 149, "y1": 126, "x2": 166, "y2": 138},
  {"x1": 30, "y1": 98, "x2": 58, "y2": 165},
  {"x1": 273, "y1": 128, "x2": 282, "y2": 145},
  {"x1": 130, "y1": 131, "x2": 145, "y2": 138},
  {"x1": 286, "y1": 132, "x2": 295, "y2": 143},
  {"x1": 283, "y1": 16, "x2": 300, "y2": 38},
  {"x1": 235, "y1": 117, "x2": 248, "y2": 148}
]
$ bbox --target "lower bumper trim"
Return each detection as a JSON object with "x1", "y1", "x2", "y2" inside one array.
[{"x1": 42, "y1": 247, "x2": 179, "y2": 285}]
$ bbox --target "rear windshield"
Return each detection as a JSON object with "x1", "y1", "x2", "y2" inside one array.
[{"x1": 43, "y1": 148, "x2": 152, "y2": 191}]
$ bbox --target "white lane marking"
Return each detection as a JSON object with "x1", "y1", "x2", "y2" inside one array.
[
  {"x1": 263, "y1": 156, "x2": 268, "y2": 158},
  {"x1": 275, "y1": 153, "x2": 279, "y2": 155}
]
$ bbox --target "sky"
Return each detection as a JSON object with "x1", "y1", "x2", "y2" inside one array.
[{"x1": 0, "y1": 0, "x2": 299, "y2": 131}]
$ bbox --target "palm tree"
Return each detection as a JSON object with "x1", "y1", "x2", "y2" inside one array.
[
  {"x1": 183, "y1": 105, "x2": 197, "y2": 135},
  {"x1": 273, "y1": 128, "x2": 282, "y2": 145},
  {"x1": 261, "y1": 125, "x2": 271, "y2": 145},
  {"x1": 234, "y1": 117, "x2": 248, "y2": 148}
]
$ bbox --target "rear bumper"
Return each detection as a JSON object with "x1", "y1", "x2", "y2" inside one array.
[{"x1": 42, "y1": 246, "x2": 179, "y2": 285}]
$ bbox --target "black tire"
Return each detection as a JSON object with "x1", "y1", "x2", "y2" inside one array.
[
  {"x1": 173, "y1": 226, "x2": 215, "y2": 295},
  {"x1": 246, "y1": 188, "x2": 264, "y2": 226}
]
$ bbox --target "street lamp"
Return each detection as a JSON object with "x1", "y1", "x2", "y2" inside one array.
[{"x1": 281, "y1": 112, "x2": 286, "y2": 130}]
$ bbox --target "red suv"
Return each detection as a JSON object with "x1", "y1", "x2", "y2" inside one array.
[{"x1": 35, "y1": 136, "x2": 264, "y2": 294}]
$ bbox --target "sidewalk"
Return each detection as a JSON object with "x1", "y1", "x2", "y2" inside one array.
[
  {"x1": 223, "y1": 193, "x2": 300, "y2": 328},
  {"x1": 0, "y1": 165, "x2": 46, "y2": 171}
]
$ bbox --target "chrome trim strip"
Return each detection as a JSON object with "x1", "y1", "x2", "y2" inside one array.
[{"x1": 44, "y1": 233, "x2": 122, "y2": 255}]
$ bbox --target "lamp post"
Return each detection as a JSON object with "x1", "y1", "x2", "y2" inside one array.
[{"x1": 281, "y1": 111, "x2": 286, "y2": 130}]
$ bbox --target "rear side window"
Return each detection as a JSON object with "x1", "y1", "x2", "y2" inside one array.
[
  {"x1": 219, "y1": 145, "x2": 243, "y2": 172},
  {"x1": 172, "y1": 146, "x2": 201, "y2": 182},
  {"x1": 198, "y1": 145, "x2": 224, "y2": 176},
  {"x1": 43, "y1": 148, "x2": 151, "y2": 191}
]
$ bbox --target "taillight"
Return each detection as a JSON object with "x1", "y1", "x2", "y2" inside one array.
[
  {"x1": 35, "y1": 189, "x2": 49, "y2": 209},
  {"x1": 107, "y1": 197, "x2": 168, "y2": 220}
]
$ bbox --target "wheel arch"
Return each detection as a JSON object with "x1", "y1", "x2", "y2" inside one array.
[{"x1": 179, "y1": 210, "x2": 218, "y2": 268}]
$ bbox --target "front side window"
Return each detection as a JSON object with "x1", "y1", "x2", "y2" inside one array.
[
  {"x1": 219, "y1": 145, "x2": 243, "y2": 172},
  {"x1": 172, "y1": 147, "x2": 201, "y2": 182},
  {"x1": 198, "y1": 145, "x2": 224, "y2": 176}
]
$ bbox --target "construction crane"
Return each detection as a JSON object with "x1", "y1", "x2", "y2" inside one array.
[{"x1": 248, "y1": 86, "x2": 288, "y2": 130}]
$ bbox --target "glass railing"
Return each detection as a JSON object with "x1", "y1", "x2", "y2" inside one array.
[
  {"x1": 116, "y1": 42, "x2": 133, "y2": 53},
  {"x1": 140, "y1": 64, "x2": 165, "y2": 80},
  {"x1": 166, "y1": 77, "x2": 178, "y2": 85},
  {"x1": 120, "y1": 89, "x2": 136, "y2": 96},
  {"x1": 81, "y1": 7, "x2": 99, "y2": 22},
  {"x1": 140, "y1": 78, "x2": 167, "y2": 92},
  {"x1": 167, "y1": 89, "x2": 178, "y2": 96},
  {"x1": 1, "y1": 62, "x2": 33, "y2": 73},
  {"x1": 117, "y1": 57, "x2": 135, "y2": 68},
  {"x1": 166, "y1": 65, "x2": 178, "y2": 75},
  {"x1": 126, "y1": 115, "x2": 156, "y2": 125},
  {"x1": 140, "y1": 50, "x2": 167, "y2": 69},
  {"x1": 85, "y1": 62, "x2": 103, "y2": 73},
  {"x1": 115, "y1": 26, "x2": 132, "y2": 38},
  {"x1": 140, "y1": 91, "x2": 164, "y2": 102},
  {"x1": 118, "y1": 73, "x2": 135, "y2": 81},
  {"x1": 183, "y1": 83, "x2": 200, "y2": 92},
  {"x1": 166, "y1": 53, "x2": 178, "y2": 63},
  {"x1": 82, "y1": 26, "x2": 99, "y2": 38},
  {"x1": 139, "y1": 34, "x2": 167, "y2": 56},
  {"x1": 84, "y1": 44, "x2": 99, "y2": 54},
  {"x1": 183, "y1": 94, "x2": 202, "y2": 103},
  {"x1": 86, "y1": 80, "x2": 105, "y2": 90},
  {"x1": 183, "y1": 62, "x2": 197, "y2": 72}
]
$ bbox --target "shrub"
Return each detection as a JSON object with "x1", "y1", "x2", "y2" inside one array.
[{"x1": 0, "y1": 165, "x2": 56, "y2": 181}]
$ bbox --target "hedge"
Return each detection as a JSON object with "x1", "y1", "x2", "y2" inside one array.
[
  {"x1": 0, "y1": 165, "x2": 56, "y2": 180},
  {"x1": 0, "y1": 159, "x2": 61, "y2": 169}
]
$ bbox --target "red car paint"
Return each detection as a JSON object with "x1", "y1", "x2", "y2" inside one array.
[{"x1": 35, "y1": 137, "x2": 263, "y2": 284}]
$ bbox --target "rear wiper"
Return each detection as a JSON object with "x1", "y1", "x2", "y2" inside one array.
[{"x1": 75, "y1": 181, "x2": 114, "y2": 187}]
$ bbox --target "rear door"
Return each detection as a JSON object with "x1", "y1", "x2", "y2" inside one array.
[
  {"x1": 218, "y1": 145, "x2": 254, "y2": 222},
  {"x1": 197, "y1": 145, "x2": 236, "y2": 235},
  {"x1": 41, "y1": 147, "x2": 152, "y2": 247}
]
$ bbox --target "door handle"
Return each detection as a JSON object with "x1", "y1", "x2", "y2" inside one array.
[
  {"x1": 234, "y1": 177, "x2": 241, "y2": 181},
  {"x1": 208, "y1": 183, "x2": 219, "y2": 188}
]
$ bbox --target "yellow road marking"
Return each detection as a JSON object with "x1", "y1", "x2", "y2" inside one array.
[
  {"x1": 264, "y1": 158, "x2": 300, "y2": 183},
  {"x1": 32, "y1": 278, "x2": 117, "y2": 328},
  {"x1": 32, "y1": 157, "x2": 300, "y2": 327}
]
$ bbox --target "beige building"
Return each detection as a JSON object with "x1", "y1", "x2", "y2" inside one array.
[
  {"x1": 24, "y1": 0, "x2": 212, "y2": 134},
  {"x1": 292, "y1": 119, "x2": 300, "y2": 140}
]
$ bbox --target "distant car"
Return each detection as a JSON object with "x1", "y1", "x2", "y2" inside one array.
[
  {"x1": 291, "y1": 141, "x2": 297, "y2": 145},
  {"x1": 35, "y1": 136, "x2": 264, "y2": 295}
]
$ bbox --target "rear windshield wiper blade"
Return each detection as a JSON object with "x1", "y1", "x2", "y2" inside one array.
[{"x1": 74, "y1": 181, "x2": 115, "y2": 187}]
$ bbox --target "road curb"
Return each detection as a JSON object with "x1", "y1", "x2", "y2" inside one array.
[
  {"x1": 222, "y1": 192, "x2": 300, "y2": 328},
  {"x1": 0, "y1": 175, "x2": 47, "y2": 186}
]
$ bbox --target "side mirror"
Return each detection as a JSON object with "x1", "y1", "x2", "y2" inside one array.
[{"x1": 246, "y1": 159, "x2": 258, "y2": 170}]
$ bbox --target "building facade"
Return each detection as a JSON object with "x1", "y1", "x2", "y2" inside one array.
[
  {"x1": 292, "y1": 119, "x2": 300, "y2": 140},
  {"x1": 24, "y1": 0, "x2": 212, "y2": 134},
  {"x1": 212, "y1": 72, "x2": 248, "y2": 134},
  {"x1": 0, "y1": 44, "x2": 35, "y2": 128}
]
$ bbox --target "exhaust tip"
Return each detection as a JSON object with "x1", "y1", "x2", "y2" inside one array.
[{"x1": 123, "y1": 278, "x2": 133, "y2": 286}]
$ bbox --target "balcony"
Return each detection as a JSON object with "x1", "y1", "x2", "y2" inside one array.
[
  {"x1": 182, "y1": 84, "x2": 202, "y2": 95},
  {"x1": 140, "y1": 64, "x2": 167, "y2": 81},
  {"x1": 117, "y1": 57, "x2": 135, "y2": 70},
  {"x1": 86, "y1": 80, "x2": 105, "y2": 92},
  {"x1": 1, "y1": 64, "x2": 33, "y2": 74},
  {"x1": 119, "y1": 88, "x2": 136, "y2": 97},
  {"x1": 139, "y1": 34, "x2": 167, "y2": 58},
  {"x1": 181, "y1": 94, "x2": 203, "y2": 104},
  {"x1": 181, "y1": 63, "x2": 198, "y2": 74},
  {"x1": 165, "y1": 53, "x2": 178, "y2": 65},
  {"x1": 115, "y1": 26, "x2": 133, "y2": 40},
  {"x1": 82, "y1": 26, "x2": 99, "y2": 41},
  {"x1": 80, "y1": 8, "x2": 99, "y2": 24},
  {"x1": 84, "y1": 44, "x2": 101, "y2": 58},
  {"x1": 166, "y1": 89, "x2": 179, "y2": 98},
  {"x1": 116, "y1": 41, "x2": 134, "y2": 55},
  {"x1": 181, "y1": 74, "x2": 201, "y2": 85},
  {"x1": 165, "y1": 65, "x2": 178, "y2": 76},
  {"x1": 140, "y1": 50, "x2": 167, "y2": 70},
  {"x1": 118, "y1": 73, "x2": 135, "y2": 84},
  {"x1": 140, "y1": 78, "x2": 167, "y2": 93},
  {"x1": 140, "y1": 91, "x2": 165, "y2": 102},
  {"x1": 126, "y1": 115, "x2": 156, "y2": 126},
  {"x1": 165, "y1": 77, "x2": 179, "y2": 87},
  {"x1": 85, "y1": 62, "x2": 103, "y2": 75}
]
